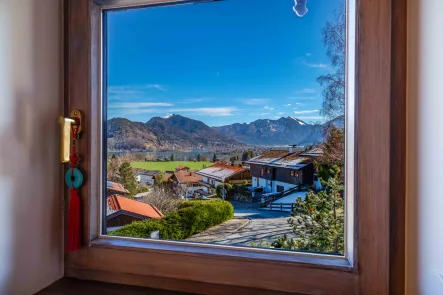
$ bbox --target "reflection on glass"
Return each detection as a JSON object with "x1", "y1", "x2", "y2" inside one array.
[{"x1": 104, "y1": 0, "x2": 347, "y2": 255}]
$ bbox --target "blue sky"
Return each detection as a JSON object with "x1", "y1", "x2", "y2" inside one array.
[{"x1": 106, "y1": 0, "x2": 344, "y2": 126}]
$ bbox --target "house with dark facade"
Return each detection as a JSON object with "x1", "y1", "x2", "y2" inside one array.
[
  {"x1": 246, "y1": 147, "x2": 322, "y2": 194},
  {"x1": 195, "y1": 163, "x2": 252, "y2": 196}
]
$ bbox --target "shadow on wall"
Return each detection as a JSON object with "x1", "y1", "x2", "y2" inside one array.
[{"x1": 0, "y1": 0, "x2": 63, "y2": 294}]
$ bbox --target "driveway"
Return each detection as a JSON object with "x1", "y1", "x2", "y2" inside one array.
[{"x1": 186, "y1": 207, "x2": 297, "y2": 247}]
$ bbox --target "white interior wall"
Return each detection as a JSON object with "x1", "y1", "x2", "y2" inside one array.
[
  {"x1": 0, "y1": 0, "x2": 63, "y2": 294},
  {"x1": 406, "y1": 0, "x2": 443, "y2": 294}
]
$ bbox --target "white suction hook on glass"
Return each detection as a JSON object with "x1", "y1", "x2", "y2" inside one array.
[{"x1": 293, "y1": 0, "x2": 308, "y2": 17}]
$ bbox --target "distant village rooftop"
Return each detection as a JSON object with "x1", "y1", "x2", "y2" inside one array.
[
  {"x1": 106, "y1": 181, "x2": 130, "y2": 195},
  {"x1": 196, "y1": 163, "x2": 248, "y2": 182},
  {"x1": 173, "y1": 170, "x2": 203, "y2": 184}
]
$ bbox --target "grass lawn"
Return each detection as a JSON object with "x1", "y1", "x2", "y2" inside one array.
[{"x1": 131, "y1": 161, "x2": 213, "y2": 172}]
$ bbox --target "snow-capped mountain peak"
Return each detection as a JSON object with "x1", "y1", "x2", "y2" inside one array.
[{"x1": 162, "y1": 114, "x2": 174, "y2": 119}]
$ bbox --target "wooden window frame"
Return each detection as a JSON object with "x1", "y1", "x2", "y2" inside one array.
[{"x1": 63, "y1": 0, "x2": 406, "y2": 294}]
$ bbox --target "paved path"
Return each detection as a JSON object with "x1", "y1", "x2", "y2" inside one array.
[
  {"x1": 186, "y1": 209, "x2": 296, "y2": 247},
  {"x1": 186, "y1": 219, "x2": 250, "y2": 243}
]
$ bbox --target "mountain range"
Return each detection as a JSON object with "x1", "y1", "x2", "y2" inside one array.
[{"x1": 107, "y1": 114, "x2": 338, "y2": 151}]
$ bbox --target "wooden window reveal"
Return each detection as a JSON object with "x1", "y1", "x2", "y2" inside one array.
[{"x1": 63, "y1": 0, "x2": 406, "y2": 294}]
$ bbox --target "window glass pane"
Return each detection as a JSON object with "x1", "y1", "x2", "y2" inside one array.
[{"x1": 104, "y1": 0, "x2": 347, "y2": 255}]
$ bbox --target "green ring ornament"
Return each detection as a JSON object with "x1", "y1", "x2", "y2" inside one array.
[{"x1": 65, "y1": 168, "x2": 83, "y2": 189}]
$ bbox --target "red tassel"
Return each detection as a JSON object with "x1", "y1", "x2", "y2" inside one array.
[{"x1": 67, "y1": 188, "x2": 81, "y2": 252}]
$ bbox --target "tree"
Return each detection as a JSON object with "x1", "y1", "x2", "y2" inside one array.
[
  {"x1": 170, "y1": 154, "x2": 175, "y2": 161},
  {"x1": 118, "y1": 161, "x2": 137, "y2": 196},
  {"x1": 317, "y1": 127, "x2": 345, "y2": 183},
  {"x1": 212, "y1": 153, "x2": 217, "y2": 162},
  {"x1": 272, "y1": 173, "x2": 344, "y2": 254},
  {"x1": 241, "y1": 150, "x2": 255, "y2": 161},
  {"x1": 318, "y1": 6, "x2": 346, "y2": 121},
  {"x1": 196, "y1": 153, "x2": 201, "y2": 162},
  {"x1": 141, "y1": 186, "x2": 181, "y2": 215},
  {"x1": 216, "y1": 183, "x2": 233, "y2": 199},
  {"x1": 107, "y1": 154, "x2": 120, "y2": 182},
  {"x1": 154, "y1": 173, "x2": 166, "y2": 186}
]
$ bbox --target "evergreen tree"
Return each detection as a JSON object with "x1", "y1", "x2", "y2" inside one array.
[
  {"x1": 170, "y1": 154, "x2": 175, "y2": 161},
  {"x1": 196, "y1": 153, "x2": 201, "y2": 162},
  {"x1": 272, "y1": 171, "x2": 344, "y2": 254},
  {"x1": 118, "y1": 161, "x2": 137, "y2": 196},
  {"x1": 212, "y1": 153, "x2": 217, "y2": 162}
]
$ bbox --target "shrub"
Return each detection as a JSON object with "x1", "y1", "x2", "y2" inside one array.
[{"x1": 110, "y1": 200, "x2": 234, "y2": 240}]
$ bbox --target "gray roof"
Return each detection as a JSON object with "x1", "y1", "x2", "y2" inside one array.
[{"x1": 246, "y1": 150, "x2": 313, "y2": 170}]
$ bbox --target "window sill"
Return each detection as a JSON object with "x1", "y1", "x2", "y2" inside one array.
[{"x1": 91, "y1": 235, "x2": 353, "y2": 271}]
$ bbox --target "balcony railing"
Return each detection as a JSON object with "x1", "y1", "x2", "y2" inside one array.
[
  {"x1": 198, "y1": 181, "x2": 213, "y2": 188},
  {"x1": 196, "y1": 189, "x2": 210, "y2": 196}
]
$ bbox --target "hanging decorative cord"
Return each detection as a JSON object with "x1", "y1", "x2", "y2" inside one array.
[{"x1": 65, "y1": 119, "x2": 83, "y2": 252}]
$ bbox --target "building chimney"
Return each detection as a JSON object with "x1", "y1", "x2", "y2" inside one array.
[{"x1": 289, "y1": 144, "x2": 297, "y2": 153}]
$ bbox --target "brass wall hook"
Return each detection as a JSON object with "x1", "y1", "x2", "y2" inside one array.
[{"x1": 58, "y1": 109, "x2": 82, "y2": 163}]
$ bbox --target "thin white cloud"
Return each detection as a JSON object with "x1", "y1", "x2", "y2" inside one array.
[
  {"x1": 171, "y1": 107, "x2": 237, "y2": 117},
  {"x1": 295, "y1": 102, "x2": 306, "y2": 106},
  {"x1": 283, "y1": 104, "x2": 292, "y2": 107},
  {"x1": 142, "y1": 84, "x2": 166, "y2": 91},
  {"x1": 180, "y1": 98, "x2": 208, "y2": 104},
  {"x1": 277, "y1": 112, "x2": 285, "y2": 115},
  {"x1": 254, "y1": 112, "x2": 271, "y2": 116},
  {"x1": 264, "y1": 106, "x2": 274, "y2": 110},
  {"x1": 109, "y1": 102, "x2": 173, "y2": 108},
  {"x1": 108, "y1": 84, "x2": 167, "y2": 93},
  {"x1": 302, "y1": 61, "x2": 328, "y2": 68},
  {"x1": 244, "y1": 98, "x2": 270, "y2": 105},
  {"x1": 119, "y1": 108, "x2": 167, "y2": 115},
  {"x1": 295, "y1": 56, "x2": 329, "y2": 69},
  {"x1": 293, "y1": 110, "x2": 320, "y2": 114},
  {"x1": 288, "y1": 96, "x2": 317, "y2": 100},
  {"x1": 119, "y1": 107, "x2": 237, "y2": 117},
  {"x1": 294, "y1": 88, "x2": 317, "y2": 94}
]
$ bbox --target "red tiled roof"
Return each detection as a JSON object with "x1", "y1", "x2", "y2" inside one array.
[
  {"x1": 174, "y1": 170, "x2": 203, "y2": 184},
  {"x1": 107, "y1": 195, "x2": 163, "y2": 218},
  {"x1": 106, "y1": 181, "x2": 129, "y2": 194}
]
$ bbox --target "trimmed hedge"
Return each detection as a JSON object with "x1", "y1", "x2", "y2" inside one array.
[{"x1": 110, "y1": 200, "x2": 234, "y2": 240}]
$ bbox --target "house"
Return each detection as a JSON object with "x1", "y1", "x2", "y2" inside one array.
[
  {"x1": 106, "y1": 195, "x2": 163, "y2": 228},
  {"x1": 175, "y1": 165, "x2": 190, "y2": 172},
  {"x1": 135, "y1": 170, "x2": 160, "y2": 186},
  {"x1": 246, "y1": 146, "x2": 322, "y2": 194},
  {"x1": 106, "y1": 181, "x2": 130, "y2": 197},
  {"x1": 170, "y1": 170, "x2": 204, "y2": 198},
  {"x1": 163, "y1": 173, "x2": 173, "y2": 182},
  {"x1": 195, "y1": 163, "x2": 252, "y2": 196}
]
